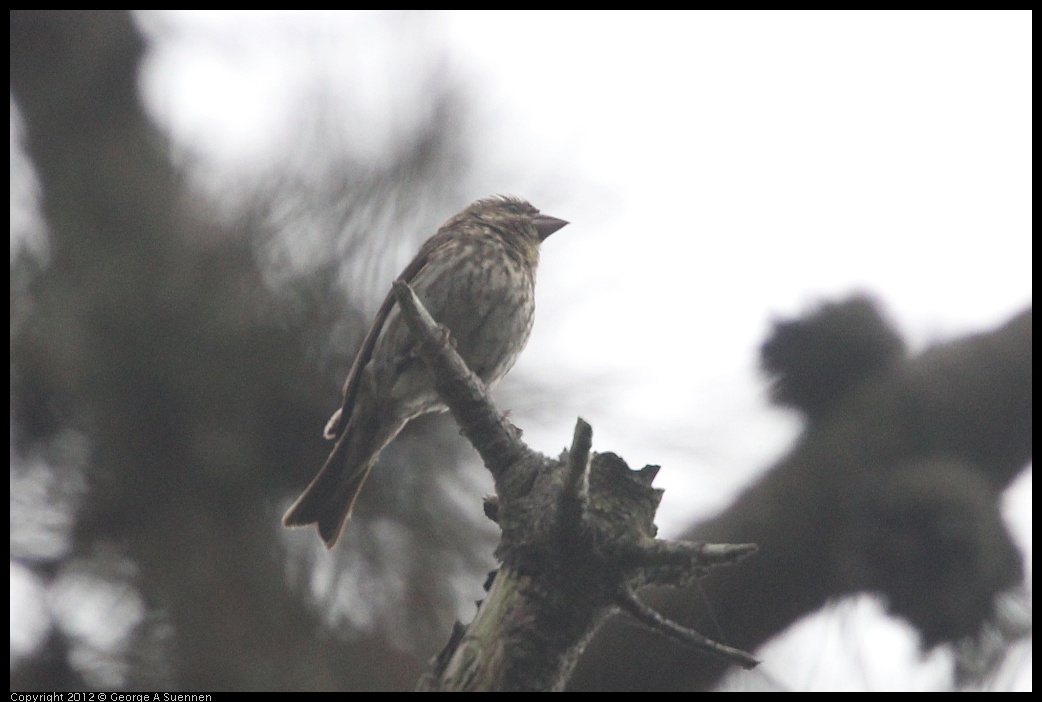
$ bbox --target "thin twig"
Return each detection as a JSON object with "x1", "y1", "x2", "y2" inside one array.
[{"x1": 615, "y1": 589, "x2": 760, "y2": 670}]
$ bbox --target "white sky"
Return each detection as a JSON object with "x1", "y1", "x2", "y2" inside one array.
[{"x1": 17, "y1": 10, "x2": 1032, "y2": 691}]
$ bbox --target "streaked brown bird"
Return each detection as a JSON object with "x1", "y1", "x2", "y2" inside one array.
[{"x1": 283, "y1": 196, "x2": 568, "y2": 547}]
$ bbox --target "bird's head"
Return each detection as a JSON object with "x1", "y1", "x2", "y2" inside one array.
[{"x1": 459, "y1": 195, "x2": 568, "y2": 265}]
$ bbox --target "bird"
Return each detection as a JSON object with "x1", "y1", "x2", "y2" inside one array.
[{"x1": 282, "y1": 196, "x2": 568, "y2": 548}]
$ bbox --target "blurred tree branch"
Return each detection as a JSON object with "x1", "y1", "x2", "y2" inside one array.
[
  {"x1": 10, "y1": 9, "x2": 361, "y2": 690},
  {"x1": 572, "y1": 299, "x2": 1031, "y2": 690}
]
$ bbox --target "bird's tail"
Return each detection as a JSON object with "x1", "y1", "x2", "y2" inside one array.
[{"x1": 282, "y1": 410, "x2": 401, "y2": 548}]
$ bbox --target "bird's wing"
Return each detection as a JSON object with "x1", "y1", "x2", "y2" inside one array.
[{"x1": 324, "y1": 231, "x2": 452, "y2": 440}]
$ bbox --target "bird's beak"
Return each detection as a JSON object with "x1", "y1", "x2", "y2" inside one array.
[{"x1": 534, "y1": 214, "x2": 569, "y2": 242}]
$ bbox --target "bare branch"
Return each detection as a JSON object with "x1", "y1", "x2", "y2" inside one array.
[{"x1": 616, "y1": 589, "x2": 760, "y2": 670}]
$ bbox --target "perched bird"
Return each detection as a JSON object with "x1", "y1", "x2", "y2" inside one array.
[{"x1": 283, "y1": 196, "x2": 568, "y2": 548}]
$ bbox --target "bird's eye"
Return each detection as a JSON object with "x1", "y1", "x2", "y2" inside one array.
[{"x1": 504, "y1": 202, "x2": 521, "y2": 214}]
